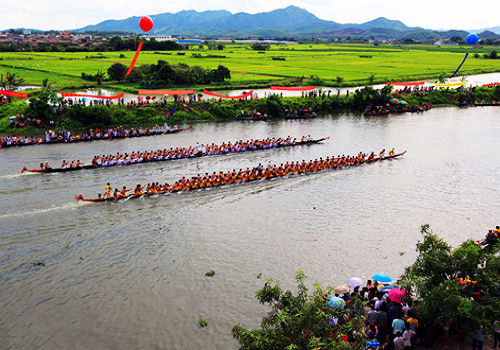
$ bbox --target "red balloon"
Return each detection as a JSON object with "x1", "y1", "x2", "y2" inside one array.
[{"x1": 139, "y1": 16, "x2": 154, "y2": 32}]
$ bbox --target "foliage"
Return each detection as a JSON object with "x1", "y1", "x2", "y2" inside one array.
[
  {"x1": 199, "y1": 316, "x2": 208, "y2": 328},
  {"x1": 232, "y1": 271, "x2": 367, "y2": 350},
  {"x1": 66, "y1": 104, "x2": 112, "y2": 127},
  {"x1": 107, "y1": 63, "x2": 128, "y2": 81},
  {"x1": 437, "y1": 72, "x2": 447, "y2": 84},
  {"x1": 41, "y1": 78, "x2": 55, "y2": 92},
  {"x1": 95, "y1": 70, "x2": 105, "y2": 86},
  {"x1": 400, "y1": 225, "x2": 500, "y2": 337},
  {"x1": 251, "y1": 43, "x2": 270, "y2": 51},
  {"x1": 32, "y1": 260, "x2": 45, "y2": 267},
  {"x1": 0, "y1": 71, "x2": 25, "y2": 91},
  {"x1": 27, "y1": 90, "x2": 61, "y2": 122},
  {"x1": 124, "y1": 60, "x2": 231, "y2": 87},
  {"x1": 351, "y1": 85, "x2": 392, "y2": 110},
  {"x1": 205, "y1": 270, "x2": 216, "y2": 277},
  {"x1": 483, "y1": 50, "x2": 498, "y2": 59},
  {"x1": 264, "y1": 94, "x2": 285, "y2": 117}
]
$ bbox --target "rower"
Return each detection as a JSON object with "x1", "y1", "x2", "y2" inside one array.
[
  {"x1": 39, "y1": 163, "x2": 44, "y2": 171},
  {"x1": 134, "y1": 184, "x2": 143, "y2": 195},
  {"x1": 44, "y1": 162, "x2": 51, "y2": 170},
  {"x1": 379, "y1": 149, "x2": 385, "y2": 158},
  {"x1": 104, "y1": 182, "x2": 112, "y2": 198},
  {"x1": 120, "y1": 186, "x2": 130, "y2": 197},
  {"x1": 388, "y1": 148, "x2": 395, "y2": 157}
]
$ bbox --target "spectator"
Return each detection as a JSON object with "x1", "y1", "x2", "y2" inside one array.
[
  {"x1": 472, "y1": 326, "x2": 484, "y2": 350},
  {"x1": 394, "y1": 331, "x2": 404, "y2": 350},
  {"x1": 401, "y1": 323, "x2": 415, "y2": 350},
  {"x1": 392, "y1": 316, "x2": 405, "y2": 335}
]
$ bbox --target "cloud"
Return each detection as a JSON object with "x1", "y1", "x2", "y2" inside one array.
[{"x1": 1, "y1": 0, "x2": 498, "y2": 31}]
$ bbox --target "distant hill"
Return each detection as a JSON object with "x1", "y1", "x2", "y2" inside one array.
[
  {"x1": 70, "y1": 6, "x2": 499, "y2": 40},
  {"x1": 76, "y1": 6, "x2": 342, "y2": 36},
  {"x1": 356, "y1": 17, "x2": 413, "y2": 31},
  {"x1": 475, "y1": 26, "x2": 500, "y2": 35}
]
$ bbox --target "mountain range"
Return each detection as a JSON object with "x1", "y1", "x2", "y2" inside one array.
[{"x1": 66, "y1": 6, "x2": 499, "y2": 39}]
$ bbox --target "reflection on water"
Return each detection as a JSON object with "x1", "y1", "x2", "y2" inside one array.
[{"x1": 0, "y1": 107, "x2": 499, "y2": 349}]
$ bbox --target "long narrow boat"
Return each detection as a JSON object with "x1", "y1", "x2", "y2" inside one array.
[
  {"x1": 235, "y1": 116, "x2": 268, "y2": 121},
  {"x1": 1, "y1": 126, "x2": 190, "y2": 149},
  {"x1": 21, "y1": 137, "x2": 329, "y2": 174},
  {"x1": 75, "y1": 151, "x2": 406, "y2": 203},
  {"x1": 285, "y1": 112, "x2": 317, "y2": 120}
]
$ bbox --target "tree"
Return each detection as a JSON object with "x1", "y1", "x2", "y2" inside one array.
[
  {"x1": 265, "y1": 94, "x2": 285, "y2": 117},
  {"x1": 0, "y1": 72, "x2": 25, "y2": 91},
  {"x1": 400, "y1": 225, "x2": 500, "y2": 337},
  {"x1": 232, "y1": 271, "x2": 367, "y2": 350},
  {"x1": 95, "y1": 70, "x2": 105, "y2": 86},
  {"x1": 0, "y1": 72, "x2": 25, "y2": 102},
  {"x1": 107, "y1": 63, "x2": 128, "y2": 81},
  {"x1": 217, "y1": 44, "x2": 224, "y2": 50},
  {"x1": 210, "y1": 65, "x2": 231, "y2": 83},
  {"x1": 437, "y1": 72, "x2": 447, "y2": 84},
  {"x1": 251, "y1": 43, "x2": 270, "y2": 51},
  {"x1": 27, "y1": 90, "x2": 60, "y2": 122},
  {"x1": 41, "y1": 78, "x2": 55, "y2": 92}
]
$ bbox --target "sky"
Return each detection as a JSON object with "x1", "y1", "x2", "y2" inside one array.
[{"x1": 1, "y1": 0, "x2": 499, "y2": 31}]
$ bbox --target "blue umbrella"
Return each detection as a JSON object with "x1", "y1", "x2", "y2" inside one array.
[
  {"x1": 328, "y1": 296, "x2": 346, "y2": 309},
  {"x1": 380, "y1": 285, "x2": 398, "y2": 293},
  {"x1": 372, "y1": 273, "x2": 393, "y2": 283}
]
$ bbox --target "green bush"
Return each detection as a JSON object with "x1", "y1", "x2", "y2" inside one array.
[{"x1": 67, "y1": 104, "x2": 112, "y2": 127}]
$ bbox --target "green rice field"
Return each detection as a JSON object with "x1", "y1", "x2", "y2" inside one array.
[{"x1": 0, "y1": 43, "x2": 498, "y2": 89}]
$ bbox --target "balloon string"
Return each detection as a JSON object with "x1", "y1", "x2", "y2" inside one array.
[
  {"x1": 450, "y1": 52, "x2": 468, "y2": 78},
  {"x1": 125, "y1": 41, "x2": 144, "y2": 77}
]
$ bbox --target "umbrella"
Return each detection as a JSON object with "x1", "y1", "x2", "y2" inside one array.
[
  {"x1": 346, "y1": 277, "x2": 364, "y2": 288},
  {"x1": 372, "y1": 273, "x2": 392, "y2": 283},
  {"x1": 399, "y1": 100, "x2": 408, "y2": 105},
  {"x1": 380, "y1": 285, "x2": 398, "y2": 293},
  {"x1": 328, "y1": 296, "x2": 346, "y2": 309},
  {"x1": 387, "y1": 288, "x2": 410, "y2": 303},
  {"x1": 390, "y1": 98, "x2": 399, "y2": 104},
  {"x1": 334, "y1": 284, "x2": 351, "y2": 294}
]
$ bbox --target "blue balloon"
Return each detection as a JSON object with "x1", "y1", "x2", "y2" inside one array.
[{"x1": 466, "y1": 33, "x2": 478, "y2": 45}]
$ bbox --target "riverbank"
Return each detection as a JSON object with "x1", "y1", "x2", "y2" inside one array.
[{"x1": 1, "y1": 85, "x2": 498, "y2": 137}]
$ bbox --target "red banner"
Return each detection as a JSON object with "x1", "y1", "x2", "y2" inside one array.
[
  {"x1": 0, "y1": 90, "x2": 28, "y2": 98},
  {"x1": 270, "y1": 86, "x2": 316, "y2": 91},
  {"x1": 203, "y1": 90, "x2": 253, "y2": 99},
  {"x1": 138, "y1": 90, "x2": 194, "y2": 95},
  {"x1": 61, "y1": 93, "x2": 124, "y2": 100},
  {"x1": 125, "y1": 41, "x2": 143, "y2": 77},
  {"x1": 482, "y1": 82, "x2": 500, "y2": 87},
  {"x1": 387, "y1": 82, "x2": 425, "y2": 86}
]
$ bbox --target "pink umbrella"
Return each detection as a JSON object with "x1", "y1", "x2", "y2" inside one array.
[{"x1": 387, "y1": 288, "x2": 410, "y2": 303}]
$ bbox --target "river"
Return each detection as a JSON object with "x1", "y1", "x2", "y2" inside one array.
[{"x1": 0, "y1": 106, "x2": 499, "y2": 349}]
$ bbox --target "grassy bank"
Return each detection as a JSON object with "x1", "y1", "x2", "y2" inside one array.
[{"x1": 1, "y1": 85, "x2": 498, "y2": 137}]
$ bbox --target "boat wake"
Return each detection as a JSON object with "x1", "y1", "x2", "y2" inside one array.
[
  {"x1": 0, "y1": 172, "x2": 34, "y2": 179},
  {"x1": 0, "y1": 201, "x2": 91, "y2": 219}
]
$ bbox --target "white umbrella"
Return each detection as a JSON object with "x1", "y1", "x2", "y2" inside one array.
[{"x1": 346, "y1": 277, "x2": 364, "y2": 288}]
